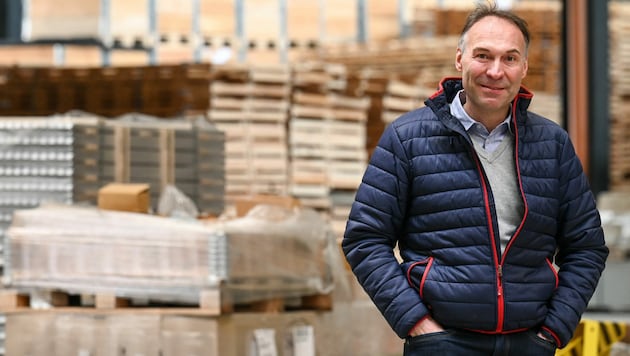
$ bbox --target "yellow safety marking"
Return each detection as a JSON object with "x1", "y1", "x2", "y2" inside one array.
[{"x1": 555, "y1": 319, "x2": 626, "y2": 356}]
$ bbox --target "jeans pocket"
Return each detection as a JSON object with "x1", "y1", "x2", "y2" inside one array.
[
  {"x1": 405, "y1": 330, "x2": 454, "y2": 346},
  {"x1": 403, "y1": 330, "x2": 459, "y2": 356},
  {"x1": 527, "y1": 330, "x2": 557, "y2": 351}
]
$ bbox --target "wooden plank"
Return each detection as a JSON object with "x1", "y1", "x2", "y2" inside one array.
[{"x1": 96, "y1": 293, "x2": 131, "y2": 309}]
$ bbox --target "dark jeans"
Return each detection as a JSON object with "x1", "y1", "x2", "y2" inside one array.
[{"x1": 403, "y1": 329, "x2": 557, "y2": 356}]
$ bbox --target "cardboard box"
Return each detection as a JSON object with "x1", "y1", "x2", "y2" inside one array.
[
  {"x1": 98, "y1": 182, "x2": 151, "y2": 213},
  {"x1": 4, "y1": 311, "x2": 320, "y2": 356}
]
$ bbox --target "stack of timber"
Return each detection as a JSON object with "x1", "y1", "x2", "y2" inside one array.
[
  {"x1": 289, "y1": 61, "x2": 370, "y2": 237},
  {"x1": 609, "y1": 2, "x2": 630, "y2": 191},
  {"x1": 207, "y1": 64, "x2": 291, "y2": 200}
]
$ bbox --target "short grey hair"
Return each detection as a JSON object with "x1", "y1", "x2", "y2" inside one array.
[{"x1": 458, "y1": 1, "x2": 531, "y2": 55}]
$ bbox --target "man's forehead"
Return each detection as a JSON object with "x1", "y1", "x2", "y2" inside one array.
[{"x1": 464, "y1": 17, "x2": 526, "y2": 51}]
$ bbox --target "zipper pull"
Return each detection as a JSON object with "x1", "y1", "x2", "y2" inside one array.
[{"x1": 497, "y1": 265, "x2": 503, "y2": 296}]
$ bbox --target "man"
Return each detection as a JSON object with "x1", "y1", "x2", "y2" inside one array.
[{"x1": 342, "y1": 2, "x2": 608, "y2": 355}]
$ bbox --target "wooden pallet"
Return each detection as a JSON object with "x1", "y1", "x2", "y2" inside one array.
[{"x1": 0, "y1": 288, "x2": 332, "y2": 315}]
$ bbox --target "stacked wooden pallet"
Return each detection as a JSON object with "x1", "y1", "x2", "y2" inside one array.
[
  {"x1": 313, "y1": 37, "x2": 458, "y2": 159},
  {"x1": 381, "y1": 78, "x2": 434, "y2": 124},
  {"x1": 608, "y1": 2, "x2": 630, "y2": 191},
  {"x1": 140, "y1": 64, "x2": 212, "y2": 118},
  {"x1": 289, "y1": 61, "x2": 369, "y2": 236},
  {"x1": 0, "y1": 64, "x2": 211, "y2": 118},
  {"x1": 315, "y1": 37, "x2": 459, "y2": 79},
  {"x1": 207, "y1": 64, "x2": 291, "y2": 200}
]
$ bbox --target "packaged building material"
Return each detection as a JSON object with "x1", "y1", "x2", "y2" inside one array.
[
  {"x1": 210, "y1": 203, "x2": 340, "y2": 304},
  {"x1": 0, "y1": 115, "x2": 101, "y2": 270},
  {"x1": 3, "y1": 203, "x2": 340, "y2": 306},
  {"x1": 4, "y1": 204, "x2": 228, "y2": 304}
]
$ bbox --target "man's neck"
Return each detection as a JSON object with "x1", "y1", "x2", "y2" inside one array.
[{"x1": 463, "y1": 102, "x2": 511, "y2": 132}]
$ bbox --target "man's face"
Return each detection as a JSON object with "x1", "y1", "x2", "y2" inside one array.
[{"x1": 455, "y1": 16, "x2": 528, "y2": 120}]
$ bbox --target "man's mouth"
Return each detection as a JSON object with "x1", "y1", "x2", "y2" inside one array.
[{"x1": 482, "y1": 84, "x2": 504, "y2": 91}]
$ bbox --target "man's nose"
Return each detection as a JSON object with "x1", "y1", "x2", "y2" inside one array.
[{"x1": 486, "y1": 59, "x2": 504, "y2": 78}]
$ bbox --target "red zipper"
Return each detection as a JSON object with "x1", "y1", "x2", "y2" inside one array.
[
  {"x1": 472, "y1": 151, "x2": 504, "y2": 332},
  {"x1": 468, "y1": 93, "x2": 531, "y2": 334}
]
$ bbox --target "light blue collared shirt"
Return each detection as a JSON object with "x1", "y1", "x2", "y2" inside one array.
[{"x1": 449, "y1": 90, "x2": 513, "y2": 153}]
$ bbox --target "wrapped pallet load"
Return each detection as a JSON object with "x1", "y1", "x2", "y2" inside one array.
[
  {"x1": 211, "y1": 202, "x2": 341, "y2": 306},
  {"x1": 3, "y1": 202, "x2": 342, "y2": 309}
]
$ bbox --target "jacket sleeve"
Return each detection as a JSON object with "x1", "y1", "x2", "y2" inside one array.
[
  {"x1": 542, "y1": 133, "x2": 609, "y2": 348},
  {"x1": 342, "y1": 123, "x2": 430, "y2": 339}
]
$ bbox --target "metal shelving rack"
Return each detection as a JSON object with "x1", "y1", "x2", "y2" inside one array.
[{"x1": 2, "y1": 0, "x2": 418, "y2": 66}]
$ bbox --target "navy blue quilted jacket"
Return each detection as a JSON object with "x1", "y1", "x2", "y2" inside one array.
[{"x1": 342, "y1": 78, "x2": 608, "y2": 348}]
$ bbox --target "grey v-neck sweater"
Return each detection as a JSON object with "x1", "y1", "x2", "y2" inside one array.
[{"x1": 472, "y1": 134, "x2": 524, "y2": 253}]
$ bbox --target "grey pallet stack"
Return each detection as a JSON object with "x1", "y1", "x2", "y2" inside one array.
[
  {"x1": 207, "y1": 64, "x2": 291, "y2": 200},
  {"x1": 0, "y1": 116, "x2": 101, "y2": 269},
  {"x1": 100, "y1": 115, "x2": 225, "y2": 216},
  {"x1": 196, "y1": 122, "x2": 227, "y2": 215}
]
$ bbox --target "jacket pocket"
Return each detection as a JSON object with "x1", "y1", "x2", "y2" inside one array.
[
  {"x1": 406, "y1": 257, "x2": 434, "y2": 299},
  {"x1": 545, "y1": 258, "x2": 559, "y2": 289}
]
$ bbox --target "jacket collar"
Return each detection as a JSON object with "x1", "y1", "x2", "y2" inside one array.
[{"x1": 426, "y1": 77, "x2": 534, "y2": 125}]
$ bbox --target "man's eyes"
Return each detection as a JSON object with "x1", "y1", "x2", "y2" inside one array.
[{"x1": 474, "y1": 54, "x2": 519, "y2": 62}]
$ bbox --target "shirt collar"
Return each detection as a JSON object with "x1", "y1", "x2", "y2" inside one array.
[{"x1": 449, "y1": 90, "x2": 513, "y2": 134}]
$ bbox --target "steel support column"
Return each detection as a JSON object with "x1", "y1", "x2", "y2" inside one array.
[
  {"x1": 564, "y1": 0, "x2": 609, "y2": 194},
  {"x1": 564, "y1": 0, "x2": 589, "y2": 174},
  {"x1": 586, "y1": 0, "x2": 609, "y2": 195},
  {"x1": 357, "y1": 0, "x2": 368, "y2": 44}
]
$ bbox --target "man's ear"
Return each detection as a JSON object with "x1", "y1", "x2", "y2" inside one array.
[
  {"x1": 522, "y1": 58, "x2": 528, "y2": 78},
  {"x1": 455, "y1": 48, "x2": 463, "y2": 72}
]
